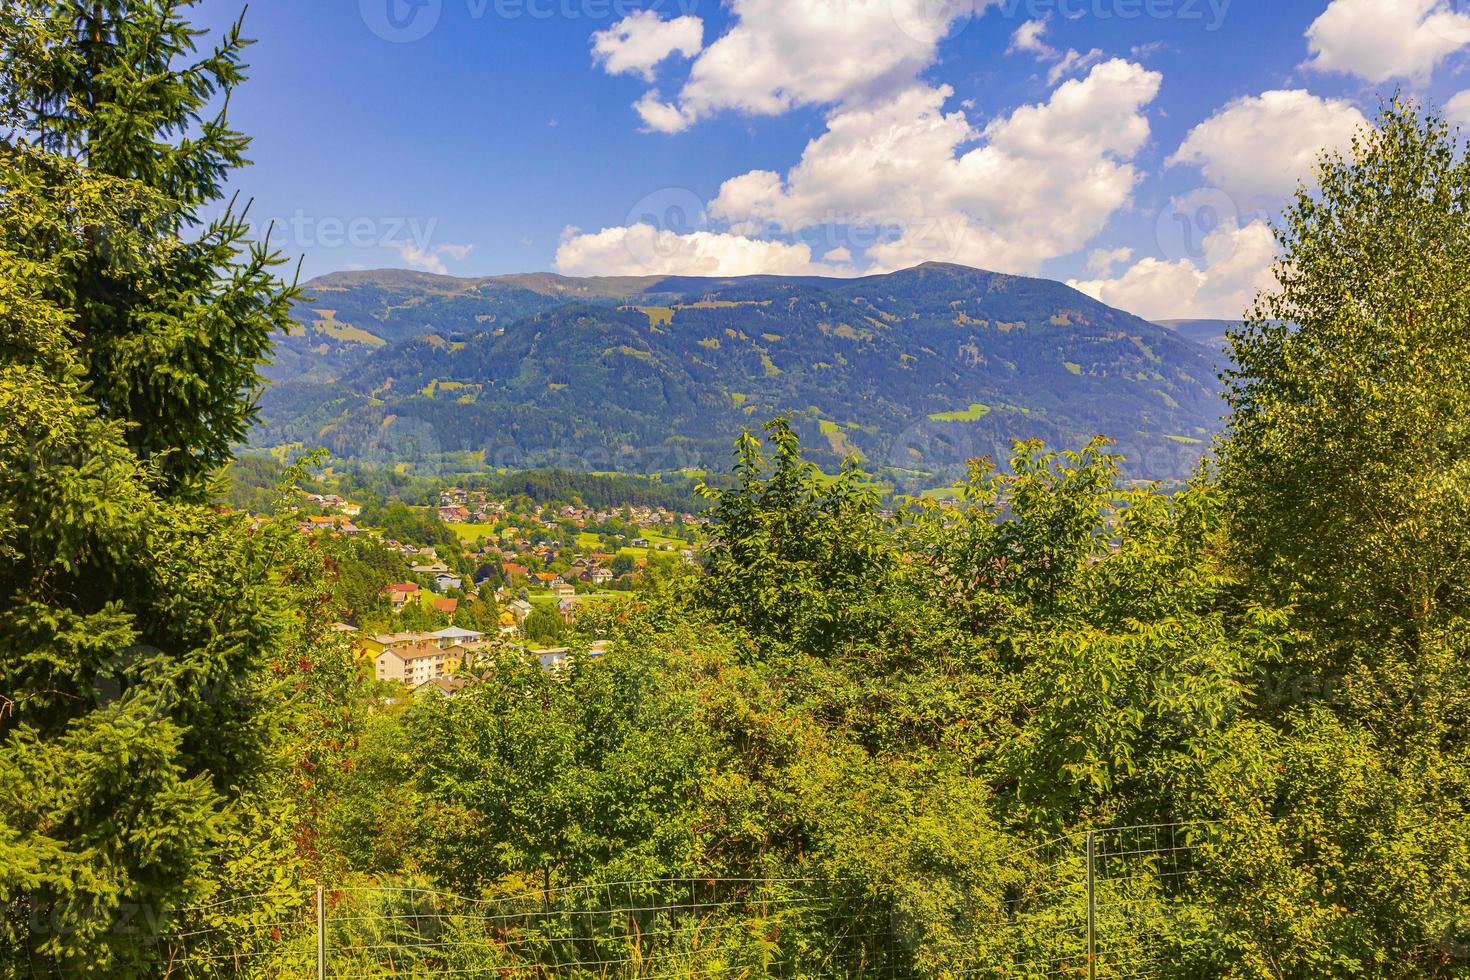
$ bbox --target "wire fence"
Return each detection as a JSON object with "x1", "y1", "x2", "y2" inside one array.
[{"x1": 144, "y1": 822, "x2": 1219, "y2": 979}]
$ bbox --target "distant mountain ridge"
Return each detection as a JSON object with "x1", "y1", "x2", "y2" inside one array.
[
  {"x1": 1153, "y1": 318, "x2": 1237, "y2": 349},
  {"x1": 257, "y1": 263, "x2": 1226, "y2": 489}
]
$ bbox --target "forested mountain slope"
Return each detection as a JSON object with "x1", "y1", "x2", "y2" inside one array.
[{"x1": 257, "y1": 263, "x2": 1225, "y2": 483}]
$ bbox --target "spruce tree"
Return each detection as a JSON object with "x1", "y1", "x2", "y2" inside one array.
[
  {"x1": 0, "y1": 4, "x2": 305, "y2": 973},
  {"x1": 0, "y1": 0, "x2": 297, "y2": 497}
]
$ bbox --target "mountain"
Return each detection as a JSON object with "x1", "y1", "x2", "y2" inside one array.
[
  {"x1": 256, "y1": 263, "x2": 1226, "y2": 488},
  {"x1": 265, "y1": 270, "x2": 620, "y2": 383},
  {"x1": 1154, "y1": 318, "x2": 1237, "y2": 350}
]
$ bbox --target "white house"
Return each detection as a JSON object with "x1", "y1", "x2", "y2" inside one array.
[{"x1": 432, "y1": 625, "x2": 485, "y2": 648}]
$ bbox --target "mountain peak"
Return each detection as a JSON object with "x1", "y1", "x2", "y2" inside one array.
[{"x1": 260, "y1": 265, "x2": 1224, "y2": 488}]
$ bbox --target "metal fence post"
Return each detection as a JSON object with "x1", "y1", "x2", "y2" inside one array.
[
  {"x1": 316, "y1": 884, "x2": 327, "y2": 980},
  {"x1": 1085, "y1": 831, "x2": 1096, "y2": 980}
]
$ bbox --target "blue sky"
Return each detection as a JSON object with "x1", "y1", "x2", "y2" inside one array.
[{"x1": 206, "y1": 0, "x2": 1470, "y2": 318}]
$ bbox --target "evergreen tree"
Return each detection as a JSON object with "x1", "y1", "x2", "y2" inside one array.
[
  {"x1": 0, "y1": 0, "x2": 297, "y2": 497},
  {"x1": 0, "y1": 3, "x2": 305, "y2": 972}
]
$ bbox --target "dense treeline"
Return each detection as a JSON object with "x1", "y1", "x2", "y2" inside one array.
[
  {"x1": 3, "y1": 2, "x2": 1470, "y2": 976},
  {"x1": 219, "y1": 455, "x2": 292, "y2": 514},
  {"x1": 469, "y1": 468, "x2": 709, "y2": 512},
  {"x1": 222, "y1": 455, "x2": 708, "y2": 517}
]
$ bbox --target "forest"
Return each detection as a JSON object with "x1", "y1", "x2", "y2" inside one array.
[
  {"x1": 255, "y1": 271, "x2": 1221, "y2": 487},
  {"x1": 1, "y1": 2, "x2": 1469, "y2": 978}
]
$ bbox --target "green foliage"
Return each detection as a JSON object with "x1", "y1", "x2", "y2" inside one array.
[
  {"x1": 217, "y1": 455, "x2": 290, "y2": 515},
  {"x1": 473, "y1": 468, "x2": 708, "y2": 512},
  {"x1": 360, "y1": 500, "x2": 459, "y2": 554},
  {"x1": 696, "y1": 417, "x2": 893, "y2": 663},
  {"x1": 332, "y1": 537, "x2": 411, "y2": 627},
  {"x1": 0, "y1": 151, "x2": 299, "y2": 973},
  {"x1": 523, "y1": 605, "x2": 568, "y2": 645},
  {"x1": 0, "y1": 6, "x2": 319, "y2": 973},
  {"x1": 1203, "y1": 98, "x2": 1470, "y2": 976},
  {"x1": 0, "y1": 0, "x2": 299, "y2": 498},
  {"x1": 1223, "y1": 98, "x2": 1470, "y2": 672}
]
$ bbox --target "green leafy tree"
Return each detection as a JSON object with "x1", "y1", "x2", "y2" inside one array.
[
  {"x1": 1203, "y1": 100, "x2": 1470, "y2": 975},
  {"x1": 696, "y1": 417, "x2": 892, "y2": 663},
  {"x1": 524, "y1": 605, "x2": 568, "y2": 645},
  {"x1": 1222, "y1": 98, "x2": 1470, "y2": 672}
]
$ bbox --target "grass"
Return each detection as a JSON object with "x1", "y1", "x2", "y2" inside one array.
[
  {"x1": 817, "y1": 419, "x2": 863, "y2": 459},
  {"x1": 450, "y1": 523, "x2": 500, "y2": 542},
  {"x1": 927, "y1": 403, "x2": 991, "y2": 422},
  {"x1": 1064, "y1": 362, "x2": 1083, "y2": 376},
  {"x1": 527, "y1": 590, "x2": 628, "y2": 608},
  {"x1": 1164, "y1": 434, "x2": 1205, "y2": 445},
  {"x1": 312, "y1": 309, "x2": 387, "y2": 346},
  {"x1": 576, "y1": 529, "x2": 693, "y2": 559},
  {"x1": 636, "y1": 306, "x2": 675, "y2": 327},
  {"x1": 621, "y1": 532, "x2": 694, "y2": 559}
]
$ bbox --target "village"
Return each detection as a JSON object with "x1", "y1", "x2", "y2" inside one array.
[{"x1": 288, "y1": 482, "x2": 708, "y2": 696}]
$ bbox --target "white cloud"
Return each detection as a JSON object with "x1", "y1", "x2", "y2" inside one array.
[
  {"x1": 710, "y1": 60, "x2": 1162, "y2": 275},
  {"x1": 1006, "y1": 16, "x2": 1102, "y2": 84},
  {"x1": 1169, "y1": 90, "x2": 1367, "y2": 202},
  {"x1": 592, "y1": 11, "x2": 703, "y2": 82},
  {"x1": 1045, "y1": 48, "x2": 1104, "y2": 85},
  {"x1": 634, "y1": 91, "x2": 699, "y2": 133},
  {"x1": 565, "y1": 61, "x2": 1161, "y2": 279},
  {"x1": 634, "y1": 0, "x2": 995, "y2": 132},
  {"x1": 1068, "y1": 218, "x2": 1278, "y2": 320},
  {"x1": 1304, "y1": 0, "x2": 1470, "y2": 83},
  {"x1": 1448, "y1": 90, "x2": 1470, "y2": 128},
  {"x1": 1087, "y1": 246, "x2": 1134, "y2": 276},
  {"x1": 577, "y1": 0, "x2": 1168, "y2": 281},
  {"x1": 553, "y1": 223, "x2": 853, "y2": 277},
  {"x1": 398, "y1": 242, "x2": 473, "y2": 275},
  {"x1": 1009, "y1": 18, "x2": 1052, "y2": 57}
]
